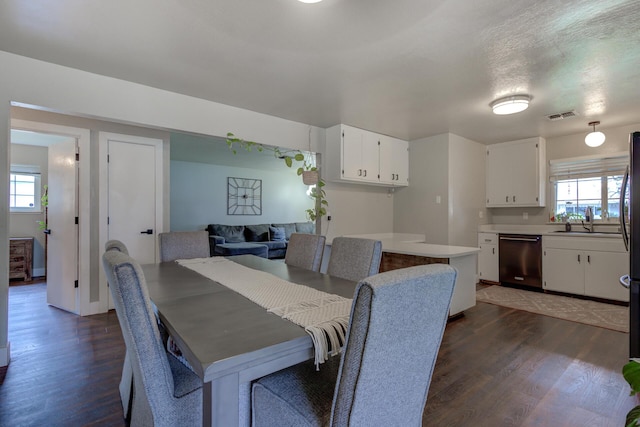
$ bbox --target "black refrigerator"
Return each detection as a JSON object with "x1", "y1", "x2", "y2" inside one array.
[{"x1": 621, "y1": 131, "x2": 640, "y2": 357}]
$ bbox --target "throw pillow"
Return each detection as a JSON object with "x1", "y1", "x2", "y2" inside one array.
[
  {"x1": 272, "y1": 223, "x2": 297, "y2": 240},
  {"x1": 245, "y1": 224, "x2": 270, "y2": 242},
  {"x1": 269, "y1": 226, "x2": 286, "y2": 242},
  {"x1": 212, "y1": 224, "x2": 245, "y2": 243},
  {"x1": 295, "y1": 222, "x2": 316, "y2": 234}
]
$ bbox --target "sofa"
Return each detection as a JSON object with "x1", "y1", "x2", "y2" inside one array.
[{"x1": 206, "y1": 222, "x2": 316, "y2": 259}]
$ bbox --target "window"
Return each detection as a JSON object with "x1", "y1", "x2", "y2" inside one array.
[
  {"x1": 10, "y1": 165, "x2": 42, "y2": 213},
  {"x1": 550, "y1": 153, "x2": 628, "y2": 222}
]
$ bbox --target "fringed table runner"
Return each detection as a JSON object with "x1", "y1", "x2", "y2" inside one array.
[{"x1": 177, "y1": 257, "x2": 352, "y2": 366}]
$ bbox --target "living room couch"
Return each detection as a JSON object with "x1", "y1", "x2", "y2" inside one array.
[{"x1": 206, "y1": 222, "x2": 316, "y2": 259}]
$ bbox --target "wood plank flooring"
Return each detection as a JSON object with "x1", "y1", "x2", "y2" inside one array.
[{"x1": 0, "y1": 283, "x2": 637, "y2": 426}]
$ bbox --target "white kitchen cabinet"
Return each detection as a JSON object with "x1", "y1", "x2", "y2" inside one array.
[
  {"x1": 379, "y1": 135, "x2": 409, "y2": 185},
  {"x1": 478, "y1": 232, "x2": 499, "y2": 282},
  {"x1": 542, "y1": 236, "x2": 629, "y2": 302},
  {"x1": 486, "y1": 137, "x2": 546, "y2": 207},
  {"x1": 325, "y1": 124, "x2": 409, "y2": 187}
]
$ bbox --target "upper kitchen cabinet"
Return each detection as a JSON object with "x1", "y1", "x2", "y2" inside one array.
[
  {"x1": 325, "y1": 124, "x2": 409, "y2": 187},
  {"x1": 486, "y1": 137, "x2": 546, "y2": 207}
]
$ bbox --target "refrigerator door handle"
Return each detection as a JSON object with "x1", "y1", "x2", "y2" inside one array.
[
  {"x1": 620, "y1": 274, "x2": 631, "y2": 289},
  {"x1": 621, "y1": 165, "x2": 630, "y2": 251}
]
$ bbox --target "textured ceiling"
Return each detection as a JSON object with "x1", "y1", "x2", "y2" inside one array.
[{"x1": 1, "y1": 0, "x2": 639, "y2": 144}]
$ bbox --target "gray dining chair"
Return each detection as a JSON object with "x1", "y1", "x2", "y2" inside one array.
[
  {"x1": 252, "y1": 263, "x2": 457, "y2": 427},
  {"x1": 326, "y1": 236, "x2": 382, "y2": 282},
  {"x1": 284, "y1": 233, "x2": 326, "y2": 272},
  {"x1": 158, "y1": 230, "x2": 210, "y2": 262},
  {"x1": 102, "y1": 250, "x2": 203, "y2": 426},
  {"x1": 105, "y1": 239, "x2": 129, "y2": 255},
  {"x1": 104, "y1": 239, "x2": 134, "y2": 417}
]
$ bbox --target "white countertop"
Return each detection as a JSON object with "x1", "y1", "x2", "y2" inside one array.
[
  {"x1": 341, "y1": 233, "x2": 480, "y2": 258},
  {"x1": 478, "y1": 224, "x2": 624, "y2": 239}
]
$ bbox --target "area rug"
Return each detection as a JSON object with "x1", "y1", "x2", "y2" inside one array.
[{"x1": 476, "y1": 285, "x2": 629, "y2": 333}]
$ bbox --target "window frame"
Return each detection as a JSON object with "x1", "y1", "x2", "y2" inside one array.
[{"x1": 10, "y1": 165, "x2": 42, "y2": 213}]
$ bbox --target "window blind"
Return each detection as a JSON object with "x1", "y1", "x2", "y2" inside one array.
[{"x1": 549, "y1": 152, "x2": 628, "y2": 181}]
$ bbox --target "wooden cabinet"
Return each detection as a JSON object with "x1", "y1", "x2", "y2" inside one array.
[
  {"x1": 325, "y1": 124, "x2": 409, "y2": 187},
  {"x1": 477, "y1": 232, "x2": 499, "y2": 282},
  {"x1": 486, "y1": 137, "x2": 546, "y2": 207},
  {"x1": 10, "y1": 237, "x2": 34, "y2": 282},
  {"x1": 542, "y1": 236, "x2": 628, "y2": 302}
]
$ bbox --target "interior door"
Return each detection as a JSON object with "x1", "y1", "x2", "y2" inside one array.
[
  {"x1": 46, "y1": 138, "x2": 78, "y2": 313},
  {"x1": 107, "y1": 138, "x2": 159, "y2": 264}
]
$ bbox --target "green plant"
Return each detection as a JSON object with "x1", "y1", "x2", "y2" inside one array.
[
  {"x1": 623, "y1": 359, "x2": 640, "y2": 426},
  {"x1": 226, "y1": 133, "x2": 328, "y2": 222},
  {"x1": 37, "y1": 184, "x2": 48, "y2": 231}
]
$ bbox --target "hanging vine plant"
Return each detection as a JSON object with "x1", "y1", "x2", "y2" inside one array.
[{"x1": 226, "y1": 132, "x2": 328, "y2": 222}]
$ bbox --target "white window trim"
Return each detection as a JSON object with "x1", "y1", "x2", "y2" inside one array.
[{"x1": 10, "y1": 164, "x2": 42, "y2": 213}]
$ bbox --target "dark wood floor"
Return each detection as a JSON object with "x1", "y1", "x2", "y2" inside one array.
[{"x1": 1, "y1": 283, "x2": 637, "y2": 426}]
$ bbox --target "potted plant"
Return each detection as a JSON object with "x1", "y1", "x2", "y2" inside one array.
[
  {"x1": 226, "y1": 133, "x2": 328, "y2": 222},
  {"x1": 623, "y1": 359, "x2": 640, "y2": 426}
]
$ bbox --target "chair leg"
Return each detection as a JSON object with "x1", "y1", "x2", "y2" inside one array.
[{"x1": 119, "y1": 350, "x2": 133, "y2": 421}]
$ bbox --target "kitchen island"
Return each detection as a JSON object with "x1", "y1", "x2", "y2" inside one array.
[{"x1": 342, "y1": 233, "x2": 480, "y2": 316}]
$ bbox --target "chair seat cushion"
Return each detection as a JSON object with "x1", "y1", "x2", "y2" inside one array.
[{"x1": 252, "y1": 356, "x2": 340, "y2": 427}]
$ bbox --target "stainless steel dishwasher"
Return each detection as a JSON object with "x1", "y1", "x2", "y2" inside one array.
[{"x1": 498, "y1": 234, "x2": 543, "y2": 289}]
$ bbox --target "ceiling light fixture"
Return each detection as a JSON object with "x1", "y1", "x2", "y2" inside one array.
[
  {"x1": 585, "y1": 121, "x2": 606, "y2": 147},
  {"x1": 298, "y1": 0, "x2": 322, "y2": 3},
  {"x1": 490, "y1": 95, "x2": 531, "y2": 115}
]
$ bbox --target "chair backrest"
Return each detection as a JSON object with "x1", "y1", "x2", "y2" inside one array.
[
  {"x1": 158, "y1": 231, "x2": 210, "y2": 262},
  {"x1": 284, "y1": 233, "x2": 326, "y2": 272},
  {"x1": 330, "y1": 264, "x2": 456, "y2": 426},
  {"x1": 326, "y1": 237, "x2": 382, "y2": 282},
  {"x1": 102, "y1": 250, "x2": 201, "y2": 426},
  {"x1": 105, "y1": 239, "x2": 129, "y2": 255}
]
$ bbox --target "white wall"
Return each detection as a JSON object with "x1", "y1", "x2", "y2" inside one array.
[
  {"x1": 170, "y1": 160, "x2": 313, "y2": 230},
  {"x1": 489, "y1": 123, "x2": 640, "y2": 225},
  {"x1": 9, "y1": 144, "x2": 48, "y2": 277},
  {"x1": 448, "y1": 134, "x2": 488, "y2": 247}
]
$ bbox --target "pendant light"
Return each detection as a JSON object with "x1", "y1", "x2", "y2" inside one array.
[
  {"x1": 585, "y1": 121, "x2": 606, "y2": 147},
  {"x1": 490, "y1": 95, "x2": 531, "y2": 115}
]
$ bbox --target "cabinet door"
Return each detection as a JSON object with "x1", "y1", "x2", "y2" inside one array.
[
  {"x1": 478, "y1": 243, "x2": 499, "y2": 282},
  {"x1": 543, "y1": 248, "x2": 584, "y2": 294},
  {"x1": 584, "y1": 251, "x2": 629, "y2": 302},
  {"x1": 511, "y1": 141, "x2": 540, "y2": 205},
  {"x1": 341, "y1": 126, "x2": 364, "y2": 180},
  {"x1": 379, "y1": 136, "x2": 409, "y2": 185},
  {"x1": 361, "y1": 130, "x2": 380, "y2": 182},
  {"x1": 486, "y1": 144, "x2": 514, "y2": 206}
]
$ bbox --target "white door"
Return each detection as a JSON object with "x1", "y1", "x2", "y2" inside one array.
[
  {"x1": 46, "y1": 138, "x2": 78, "y2": 313},
  {"x1": 107, "y1": 138, "x2": 160, "y2": 264}
]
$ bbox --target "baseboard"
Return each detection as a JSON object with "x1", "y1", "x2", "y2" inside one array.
[
  {"x1": 0, "y1": 342, "x2": 10, "y2": 367},
  {"x1": 33, "y1": 267, "x2": 46, "y2": 278}
]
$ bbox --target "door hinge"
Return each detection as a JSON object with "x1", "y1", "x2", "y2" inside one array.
[
  {"x1": 75, "y1": 152, "x2": 79, "y2": 161},
  {"x1": 107, "y1": 216, "x2": 110, "y2": 225},
  {"x1": 378, "y1": 140, "x2": 380, "y2": 146},
  {"x1": 107, "y1": 154, "x2": 110, "y2": 162},
  {"x1": 75, "y1": 216, "x2": 79, "y2": 225},
  {"x1": 74, "y1": 280, "x2": 79, "y2": 288}
]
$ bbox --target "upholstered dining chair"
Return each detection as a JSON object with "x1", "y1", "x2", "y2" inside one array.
[
  {"x1": 158, "y1": 230, "x2": 210, "y2": 262},
  {"x1": 252, "y1": 263, "x2": 457, "y2": 427},
  {"x1": 105, "y1": 239, "x2": 129, "y2": 255},
  {"x1": 102, "y1": 250, "x2": 203, "y2": 426},
  {"x1": 326, "y1": 236, "x2": 382, "y2": 282},
  {"x1": 284, "y1": 233, "x2": 326, "y2": 272},
  {"x1": 104, "y1": 240, "x2": 134, "y2": 418}
]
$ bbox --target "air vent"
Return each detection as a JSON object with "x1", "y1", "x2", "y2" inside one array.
[{"x1": 546, "y1": 110, "x2": 579, "y2": 121}]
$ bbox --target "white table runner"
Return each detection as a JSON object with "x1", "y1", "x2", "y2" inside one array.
[{"x1": 177, "y1": 257, "x2": 352, "y2": 366}]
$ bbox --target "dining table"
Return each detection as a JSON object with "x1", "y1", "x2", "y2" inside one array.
[{"x1": 142, "y1": 254, "x2": 357, "y2": 427}]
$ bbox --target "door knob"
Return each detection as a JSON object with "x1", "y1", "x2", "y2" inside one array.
[{"x1": 140, "y1": 229, "x2": 153, "y2": 235}]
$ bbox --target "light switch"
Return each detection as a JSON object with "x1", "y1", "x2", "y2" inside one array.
[
  {"x1": 436, "y1": 195, "x2": 441, "y2": 204},
  {"x1": 523, "y1": 212, "x2": 529, "y2": 220}
]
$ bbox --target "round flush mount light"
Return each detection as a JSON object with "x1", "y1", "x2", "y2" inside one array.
[
  {"x1": 585, "y1": 121, "x2": 606, "y2": 147},
  {"x1": 490, "y1": 95, "x2": 531, "y2": 115},
  {"x1": 298, "y1": 0, "x2": 322, "y2": 3}
]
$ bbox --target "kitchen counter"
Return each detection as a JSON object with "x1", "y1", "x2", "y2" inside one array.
[
  {"x1": 478, "y1": 224, "x2": 623, "y2": 239},
  {"x1": 340, "y1": 233, "x2": 478, "y2": 316}
]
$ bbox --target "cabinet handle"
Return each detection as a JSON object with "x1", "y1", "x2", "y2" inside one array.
[
  {"x1": 587, "y1": 255, "x2": 591, "y2": 264},
  {"x1": 358, "y1": 169, "x2": 362, "y2": 176},
  {"x1": 578, "y1": 254, "x2": 581, "y2": 263},
  {"x1": 513, "y1": 195, "x2": 516, "y2": 202},
  {"x1": 363, "y1": 169, "x2": 367, "y2": 177},
  {"x1": 492, "y1": 247, "x2": 495, "y2": 254},
  {"x1": 506, "y1": 196, "x2": 509, "y2": 202}
]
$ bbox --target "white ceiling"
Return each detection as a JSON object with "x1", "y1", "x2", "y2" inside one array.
[{"x1": 1, "y1": 0, "x2": 639, "y2": 144}]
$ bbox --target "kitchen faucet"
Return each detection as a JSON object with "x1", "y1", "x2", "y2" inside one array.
[{"x1": 582, "y1": 206, "x2": 594, "y2": 232}]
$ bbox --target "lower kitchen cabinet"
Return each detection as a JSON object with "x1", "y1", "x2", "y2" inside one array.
[
  {"x1": 542, "y1": 236, "x2": 628, "y2": 302},
  {"x1": 478, "y1": 232, "x2": 499, "y2": 282}
]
